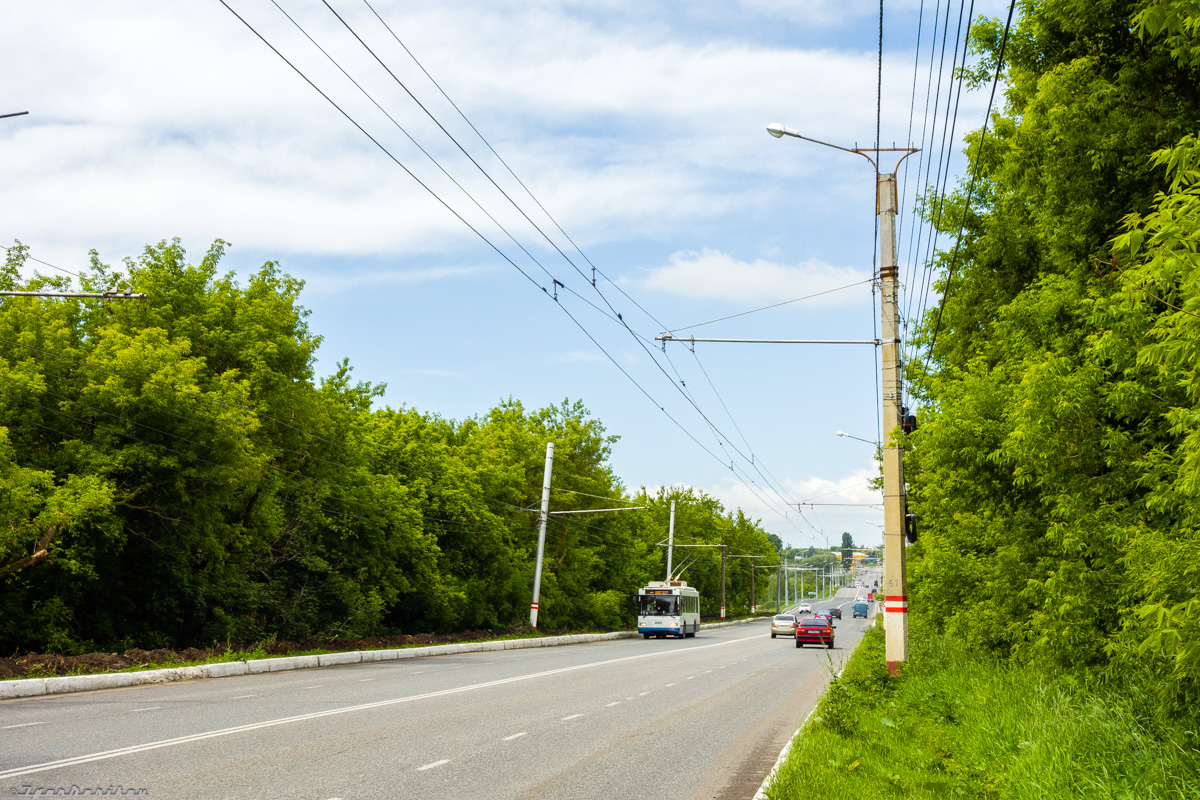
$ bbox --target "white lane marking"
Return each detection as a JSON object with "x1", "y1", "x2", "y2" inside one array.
[
  {"x1": 3, "y1": 722, "x2": 46, "y2": 729},
  {"x1": 232, "y1": 695, "x2": 258, "y2": 700},
  {"x1": 704, "y1": 670, "x2": 712, "y2": 674},
  {"x1": 412, "y1": 671, "x2": 425, "y2": 675},
  {"x1": 124, "y1": 707, "x2": 161, "y2": 713},
  {"x1": 357, "y1": 679, "x2": 375, "y2": 683},
  {"x1": 561, "y1": 714, "x2": 583, "y2": 721},
  {"x1": 686, "y1": 676, "x2": 695, "y2": 680},
  {"x1": 416, "y1": 759, "x2": 450, "y2": 771},
  {"x1": 303, "y1": 685, "x2": 325, "y2": 690},
  {"x1": 0, "y1": 635, "x2": 747, "y2": 780},
  {"x1": 606, "y1": 702, "x2": 620, "y2": 707},
  {"x1": 503, "y1": 732, "x2": 527, "y2": 741},
  {"x1": 665, "y1": 683, "x2": 675, "y2": 687},
  {"x1": 638, "y1": 692, "x2": 650, "y2": 696}
]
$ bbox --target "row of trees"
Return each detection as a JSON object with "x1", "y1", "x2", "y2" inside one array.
[
  {"x1": 0, "y1": 240, "x2": 779, "y2": 654},
  {"x1": 905, "y1": 0, "x2": 1200, "y2": 722}
]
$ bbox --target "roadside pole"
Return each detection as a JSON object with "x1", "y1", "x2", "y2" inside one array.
[
  {"x1": 720, "y1": 544, "x2": 727, "y2": 620},
  {"x1": 878, "y1": 172, "x2": 909, "y2": 674},
  {"x1": 666, "y1": 500, "x2": 676, "y2": 580},
  {"x1": 529, "y1": 442, "x2": 555, "y2": 629},
  {"x1": 749, "y1": 556, "x2": 756, "y2": 613}
]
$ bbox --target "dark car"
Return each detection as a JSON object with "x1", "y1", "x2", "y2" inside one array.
[
  {"x1": 795, "y1": 617, "x2": 835, "y2": 649},
  {"x1": 827, "y1": 607, "x2": 842, "y2": 620},
  {"x1": 853, "y1": 601, "x2": 869, "y2": 618}
]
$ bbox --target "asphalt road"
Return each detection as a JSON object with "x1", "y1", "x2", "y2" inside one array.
[{"x1": 0, "y1": 589, "x2": 874, "y2": 800}]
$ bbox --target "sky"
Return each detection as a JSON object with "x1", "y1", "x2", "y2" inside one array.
[{"x1": 1, "y1": 0, "x2": 1010, "y2": 550}]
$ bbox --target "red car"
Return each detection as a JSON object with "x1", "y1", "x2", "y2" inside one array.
[{"x1": 795, "y1": 617, "x2": 835, "y2": 649}]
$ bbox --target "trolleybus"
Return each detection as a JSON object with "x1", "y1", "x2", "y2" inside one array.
[{"x1": 637, "y1": 581, "x2": 700, "y2": 638}]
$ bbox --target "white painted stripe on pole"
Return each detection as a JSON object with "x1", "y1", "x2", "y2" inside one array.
[{"x1": 0, "y1": 636, "x2": 748, "y2": 780}]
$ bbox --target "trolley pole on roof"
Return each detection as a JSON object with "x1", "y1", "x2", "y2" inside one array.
[{"x1": 529, "y1": 442, "x2": 555, "y2": 629}]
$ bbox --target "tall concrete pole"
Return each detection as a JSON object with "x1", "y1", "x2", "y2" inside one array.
[
  {"x1": 665, "y1": 500, "x2": 676, "y2": 581},
  {"x1": 749, "y1": 556, "x2": 756, "y2": 614},
  {"x1": 529, "y1": 442, "x2": 555, "y2": 629},
  {"x1": 878, "y1": 172, "x2": 908, "y2": 673},
  {"x1": 720, "y1": 545, "x2": 727, "y2": 620}
]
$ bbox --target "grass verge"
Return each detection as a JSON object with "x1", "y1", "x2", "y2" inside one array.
[{"x1": 763, "y1": 622, "x2": 1200, "y2": 799}]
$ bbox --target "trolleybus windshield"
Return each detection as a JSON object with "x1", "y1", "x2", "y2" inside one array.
[{"x1": 639, "y1": 595, "x2": 678, "y2": 615}]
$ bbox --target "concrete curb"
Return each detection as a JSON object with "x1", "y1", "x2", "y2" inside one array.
[{"x1": 1, "y1": 623, "x2": 759, "y2": 701}]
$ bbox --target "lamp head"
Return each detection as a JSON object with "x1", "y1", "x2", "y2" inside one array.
[
  {"x1": 766, "y1": 122, "x2": 799, "y2": 139},
  {"x1": 836, "y1": 431, "x2": 847, "y2": 437}
]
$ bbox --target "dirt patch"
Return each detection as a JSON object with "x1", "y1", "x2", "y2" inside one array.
[{"x1": 0, "y1": 626, "x2": 601, "y2": 681}]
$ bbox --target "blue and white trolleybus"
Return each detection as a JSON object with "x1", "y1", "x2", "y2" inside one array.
[{"x1": 637, "y1": 581, "x2": 700, "y2": 639}]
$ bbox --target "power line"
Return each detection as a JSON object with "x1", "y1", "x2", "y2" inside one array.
[{"x1": 923, "y1": 0, "x2": 1017, "y2": 370}]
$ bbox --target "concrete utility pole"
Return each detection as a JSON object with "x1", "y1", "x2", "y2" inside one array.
[
  {"x1": 765, "y1": 121, "x2": 916, "y2": 674},
  {"x1": 720, "y1": 545, "x2": 727, "y2": 620},
  {"x1": 529, "y1": 442, "x2": 555, "y2": 629},
  {"x1": 749, "y1": 556, "x2": 756, "y2": 613},
  {"x1": 666, "y1": 500, "x2": 676, "y2": 580},
  {"x1": 878, "y1": 171, "x2": 909, "y2": 674}
]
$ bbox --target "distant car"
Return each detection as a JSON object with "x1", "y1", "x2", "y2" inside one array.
[
  {"x1": 798, "y1": 602, "x2": 812, "y2": 614},
  {"x1": 795, "y1": 617, "x2": 835, "y2": 649},
  {"x1": 817, "y1": 611, "x2": 836, "y2": 628},
  {"x1": 770, "y1": 614, "x2": 797, "y2": 638},
  {"x1": 853, "y1": 601, "x2": 869, "y2": 618},
  {"x1": 827, "y1": 607, "x2": 842, "y2": 620}
]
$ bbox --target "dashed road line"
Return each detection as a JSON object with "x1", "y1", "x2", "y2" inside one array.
[
  {"x1": 638, "y1": 691, "x2": 650, "y2": 696},
  {"x1": 606, "y1": 702, "x2": 620, "y2": 707},
  {"x1": 232, "y1": 695, "x2": 258, "y2": 700},
  {"x1": 124, "y1": 707, "x2": 161, "y2": 713},
  {"x1": 303, "y1": 685, "x2": 325, "y2": 690},
  {"x1": 503, "y1": 732, "x2": 527, "y2": 741},
  {"x1": 665, "y1": 683, "x2": 675, "y2": 687},
  {"x1": 416, "y1": 759, "x2": 450, "y2": 771},
  {"x1": 561, "y1": 714, "x2": 583, "y2": 721},
  {"x1": 3, "y1": 722, "x2": 46, "y2": 729}
]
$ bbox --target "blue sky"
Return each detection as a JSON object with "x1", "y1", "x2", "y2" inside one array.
[{"x1": 1, "y1": 0, "x2": 1009, "y2": 549}]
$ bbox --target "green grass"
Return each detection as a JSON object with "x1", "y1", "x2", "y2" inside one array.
[{"x1": 764, "y1": 622, "x2": 1200, "y2": 800}]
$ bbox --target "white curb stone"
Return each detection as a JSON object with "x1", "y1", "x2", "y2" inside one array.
[{"x1": 0, "y1": 620, "x2": 761, "y2": 701}]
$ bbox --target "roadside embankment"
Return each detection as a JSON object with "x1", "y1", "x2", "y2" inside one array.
[{"x1": 761, "y1": 624, "x2": 1200, "y2": 799}]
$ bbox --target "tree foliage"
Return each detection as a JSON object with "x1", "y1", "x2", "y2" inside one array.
[
  {"x1": 904, "y1": 0, "x2": 1200, "y2": 721},
  {"x1": 0, "y1": 240, "x2": 779, "y2": 653}
]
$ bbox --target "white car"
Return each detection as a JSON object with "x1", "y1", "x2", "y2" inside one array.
[{"x1": 798, "y1": 602, "x2": 811, "y2": 614}]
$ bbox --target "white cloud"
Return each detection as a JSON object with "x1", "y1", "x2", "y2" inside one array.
[
  {"x1": 300, "y1": 265, "x2": 489, "y2": 295},
  {"x1": 630, "y1": 249, "x2": 870, "y2": 305}
]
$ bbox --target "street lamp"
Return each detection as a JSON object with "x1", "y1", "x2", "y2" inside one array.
[
  {"x1": 766, "y1": 121, "x2": 917, "y2": 675},
  {"x1": 837, "y1": 430, "x2": 880, "y2": 446}
]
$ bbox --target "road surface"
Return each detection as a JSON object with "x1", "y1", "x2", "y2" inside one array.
[{"x1": 1, "y1": 590, "x2": 872, "y2": 800}]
